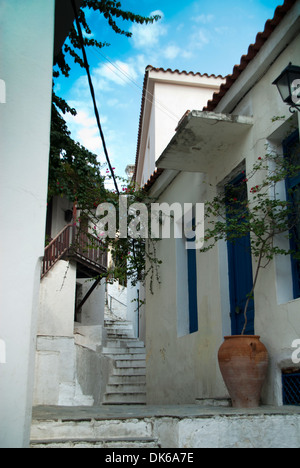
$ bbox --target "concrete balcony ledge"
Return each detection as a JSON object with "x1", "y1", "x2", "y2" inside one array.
[{"x1": 156, "y1": 110, "x2": 253, "y2": 173}]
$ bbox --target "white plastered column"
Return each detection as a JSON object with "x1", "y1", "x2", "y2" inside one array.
[{"x1": 0, "y1": 0, "x2": 55, "y2": 447}]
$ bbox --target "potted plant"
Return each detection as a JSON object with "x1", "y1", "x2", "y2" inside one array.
[{"x1": 203, "y1": 137, "x2": 300, "y2": 408}]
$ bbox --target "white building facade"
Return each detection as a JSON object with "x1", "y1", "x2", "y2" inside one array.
[
  {"x1": 133, "y1": 67, "x2": 225, "y2": 342},
  {"x1": 0, "y1": 0, "x2": 85, "y2": 448},
  {"x1": 0, "y1": 0, "x2": 58, "y2": 448},
  {"x1": 135, "y1": 66, "x2": 225, "y2": 188},
  {"x1": 137, "y1": 0, "x2": 300, "y2": 406}
]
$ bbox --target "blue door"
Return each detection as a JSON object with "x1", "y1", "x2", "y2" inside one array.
[
  {"x1": 283, "y1": 130, "x2": 300, "y2": 299},
  {"x1": 226, "y1": 174, "x2": 255, "y2": 335}
]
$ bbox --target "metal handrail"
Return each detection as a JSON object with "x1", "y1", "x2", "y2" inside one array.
[{"x1": 107, "y1": 293, "x2": 127, "y2": 308}]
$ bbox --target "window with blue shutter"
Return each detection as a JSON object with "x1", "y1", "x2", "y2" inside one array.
[{"x1": 283, "y1": 130, "x2": 300, "y2": 299}]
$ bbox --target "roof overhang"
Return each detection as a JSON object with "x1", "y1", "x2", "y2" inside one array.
[
  {"x1": 156, "y1": 110, "x2": 253, "y2": 173},
  {"x1": 204, "y1": 0, "x2": 299, "y2": 113},
  {"x1": 54, "y1": 0, "x2": 83, "y2": 58}
]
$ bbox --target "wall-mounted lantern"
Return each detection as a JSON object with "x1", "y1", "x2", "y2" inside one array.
[
  {"x1": 65, "y1": 209, "x2": 73, "y2": 223},
  {"x1": 273, "y1": 63, "x2": 300, "y2": 113}
]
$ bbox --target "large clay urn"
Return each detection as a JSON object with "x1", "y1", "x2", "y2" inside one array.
[{"x1": 218, "y1": 336, "x2": 268, "y2": 408}]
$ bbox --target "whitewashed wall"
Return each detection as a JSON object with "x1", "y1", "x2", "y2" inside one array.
[
  {"x1": 136, "y1": 71, "x2": 225, "y2": 186},
  {"x1": 145, "y1": 9, "x2": 300, "y2": 406},
  {"x1": 0, "y1": 0, "x2": 55, "y2": 447}
]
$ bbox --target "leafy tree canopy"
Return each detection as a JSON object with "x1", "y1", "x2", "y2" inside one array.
[{"x1": 53, "y1": 0, "x2": 160, "y2": 79}]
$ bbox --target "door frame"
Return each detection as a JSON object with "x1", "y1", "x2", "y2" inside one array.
[{"x1": 225, "y1": 173, "x2": 255, "y2": 336}]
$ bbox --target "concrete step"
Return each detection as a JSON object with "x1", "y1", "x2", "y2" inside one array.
[
  {"x1": 105, "y1": 355, "x2": 146, "y2": 362},
  {"x1": 106, "y1": 384, "x2": 146, "y2": 394},
  {"x1": 105, "y1": 330, "x2": 134, "y2": 336},
  {"x1": 105, "y1": 319, "x2": 132, "y2": 325},
  {"x1": 105, "y1": 327, "x2": 134, "y2": 334},
  {"x1": 196, "y1": 398, "x2": 232, "y2": 407},
  {"x1": 108, "y1": 354, "x2": 146, "y2": 361},
  {"x1": 127, "y1": 346, "x2": 146, "y2": 353},
  {"x1": 105, "y1": 326, "x2": 134, "y2": 334},
  {"x1": 103, "y1": 392, "x2": 146, "y2": 405},
  {"x1": 112, "y1": 367, "x2": 146, "y2": 376},
  {"x1": 31, "y1": 437, "x2": 159, "y2": 448},
  {"x1": 105, "y1": 329, "x2": 134, "y2": 335},
  {"x1": 31, "y1": 417, "x2": 156, "y2": 447},
  {"x1": 107, "y1": 333, "x2": 134, "y2": 340},
  {"x1": 115, "y1": 360, "x2": 146, "y2": 369},
  {"x1": 105, "y1": 339, "x2": 145, "y2": 348},
  {"x1": 105, "y1": 321, "x2": 133, "y2": 327},
  {"x1": 31, "y1": 417, "x2": 152, "y2": 440},
  {"x1": 108, "y1": 374, "x2": 146, "y2": 385},
  {"x1": 102, "y1": 346, "x2": 146, "y2": 355}
]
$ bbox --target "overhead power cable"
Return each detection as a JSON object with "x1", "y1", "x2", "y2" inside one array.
[
  {"x1": 91, "y1": 48, "x2": 180, "y2": 124},
  {"x1": 71, "y1": 0, "x2": 120, "y2": 195}
]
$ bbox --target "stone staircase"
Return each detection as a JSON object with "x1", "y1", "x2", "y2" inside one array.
[{"x1": 102, "y1": 317, "x2": 147, "y2": 405}]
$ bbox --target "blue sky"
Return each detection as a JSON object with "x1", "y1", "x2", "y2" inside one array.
[{"x1": 56, "y1": 0, "x2": 283, "y2": 183}]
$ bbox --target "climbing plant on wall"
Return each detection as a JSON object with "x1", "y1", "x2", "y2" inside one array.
[{"x1": 203, "y1": 132, "x2": 300, "y2": 334}]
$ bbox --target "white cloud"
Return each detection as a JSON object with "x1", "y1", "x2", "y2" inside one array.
[
  {"x1": 214, "y1": 26, "x2": 230, "y2": 35},
  {"x1": 133, "y1": 54, "x2": 149, "y2": 76},
  {"x1": 64, "y1": 104, "x2": 107, "y2": 159},
  {"x1": 181, "y1": 49, "x2": 194, "y2": 60},
  {"x1": 70, "y1": 75, "x2": 90, "y2": 99},
  {"x1": 190, "y1": 28, "x2": 210, "y2": 49},
  {"x1": 194, "y1": 14, "x2": 214, "y2": 24},
  {"x1": 95, "y1": 60, "x2": 138, "y2": 86},
  {"x1": 107, "y1": 98, "x2": 119, "y2": 107},
  {"x1": 151, "y1": 9, "x2": 164, "y2": 18},
  {"x1": 161, "y1": 43, "x2": 193, "y2": 61},
  {"x1": 130, "y1": 10, "x2": 167, "y2": 50},
  {"x1": 78, "y1": 126, "x2": 102, "y2": 154},
  {"x1": 67, "y1": 108, "x2": 96, "y2": 128},
  {"x1": 163, "y1": 45, "x2": 182, "y2": 60}
]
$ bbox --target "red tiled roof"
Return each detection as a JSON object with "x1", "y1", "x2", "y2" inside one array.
[
  {"x1": 147, "y1": 66, "x2": 225, "y2": 80},
  {"x1": 204, "y1": 0, "x2": 297, "y2": 111},
  {"x1": 134, "y1": 68, "x2": 150, "y2": 183},
  {"x1": 143, "y1": 168, "x2": 164, "y2": 192}
]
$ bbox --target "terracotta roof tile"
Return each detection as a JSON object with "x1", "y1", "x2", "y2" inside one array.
[
  {"x1": 204, "y1": 0, "x2": 297, "y2": 111},
  {"x1": 147, "y1": 66, "x2": 225, "y2": 80},
  {"x1": 143, "y1": 168, "x2": 164, "y2": 192},
  {"x1": 134, "y1": 69, "x2": 149, "y2": 182}
]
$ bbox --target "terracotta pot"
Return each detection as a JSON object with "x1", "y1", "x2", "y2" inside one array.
[{"x1": 218, "y1": 335, "x2": 268, "y2": 408}]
